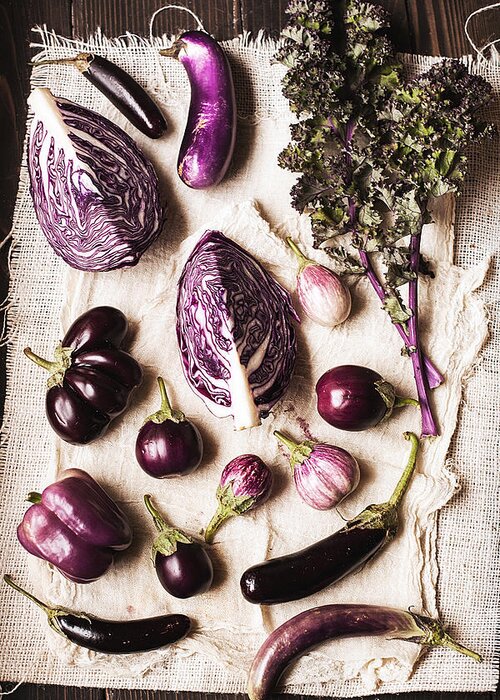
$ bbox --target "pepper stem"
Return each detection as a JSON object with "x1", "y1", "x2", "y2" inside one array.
[
  {"x1": 387, "y1": 432, "x2": 419, "y2": 510},
  {"x1": 144, "y1": 494, "x2": 169, "y2": 533},
  {"x1": 3, "y1": 575, "x2": 52, "y2": 616},
  {"x1": 26, "y1": 491, "x2": 42, "y2": 504},
  {"x1": 23, "y1": 347, "x2": 59, "y2": 373},
  {"x1": 204, "y1": 505, "x2": 232, "y2": 544},
  {"x1": 286, "y1": 237, "x2": 311, "y2": 272}
]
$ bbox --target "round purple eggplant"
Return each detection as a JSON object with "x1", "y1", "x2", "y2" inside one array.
[
  {"x1": 135, "y1": 377, "x2": 203, "y2": 478},
  {"x1": 204, "y1": 454, "x2": 273, "y2": 543},
  {"x1": 144, "y1": 495, "x2": 213, "y2": 599},
  {"x1": 160, "y1": 31, "x2": 236, "y2": 189},
  {"x1": 315, "y1": 364, "x2": 418, "y2": 431}
]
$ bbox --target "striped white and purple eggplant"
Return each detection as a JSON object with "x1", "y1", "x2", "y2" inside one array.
[
  {"x1": 248, "y1": 603, "x2": 481, "y2": 700},
  {"x1": 161, "y1": 31, "x2": 236, "y2": 189},
  {"x1": 204, "y1": 454, "x2": 273, "y2": 543},
  {"x1": 287, "y1": 238, "x2": 351, "y2": 327},
  {"x1": 274, "y1": 430, "x2": 359, "y2": 510},
  {"x1": 27, "y1": 88, "x2": 163, "y2": 271}
]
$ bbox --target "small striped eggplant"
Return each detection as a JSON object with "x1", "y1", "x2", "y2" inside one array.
[
  {"x1": 287, "y1": 238, "x2": 351, "y2": 327},
  {"x1": 204, "y1": 455, "x2": 273, "y2": 543},
  {"x1": 240, "y1": 433, "x2": 418, "y2": 605},
  {"x1": 31, "y1": 53, "x2": 167, "y2": 138},
  {"x1": 160, "y1": 31, "x2": 236, "y2": 188},
  {"x1": 273, "y1": 430, "x2": 359, "y2": 510},
  {"x1": 247, "y1": 603, "x2": 481, "y2": 700}
]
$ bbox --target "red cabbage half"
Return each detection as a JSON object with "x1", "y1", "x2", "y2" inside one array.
[
  {"x1": 176, "y1": 230, "x2": 299, "y2": 430},
  {"x1": 27, "y1": 88, "x2": 162, "y2": 272}
]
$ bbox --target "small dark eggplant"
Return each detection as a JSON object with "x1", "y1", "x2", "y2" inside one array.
[
  {"x1": 240, "y1": 433, "x2": 418, "y2": 605},
  {"x1": 247, "y1": 603, "x2": 481, "y2": 700},
  {"x1": 31, "y1": 53, "x2": 167, "y2": 138},
  {"x1": 316, "y1": 364, "x2": 418, "y2": 431},
  {"x1": 4, "y1": 575, "x2": 191, "y2": 654},
  {"x1": 160, "y1": 31, "x2": 236, "y2": 188},
  {"x1": 135, "y1": 377, "x2": 203, "y2": 478},
  {"x1": 144, "y1": 495, "x2": 213, "y2": 599}
]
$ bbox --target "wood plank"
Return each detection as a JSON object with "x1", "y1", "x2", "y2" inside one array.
[
  {"x1": 73, "y1": 0, "x2": 241, "y2": 42},
  {"x1": 1, "y1": 683, "x2": 105, "y2": 699},
  {"x1": 104, "y1": 691, "x2": 499, "y2": 700},
  {"x1": 406, "y1": 0, "x2": 500, "y2": 57}
]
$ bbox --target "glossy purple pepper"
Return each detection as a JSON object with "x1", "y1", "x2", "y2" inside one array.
[
  {"x1": 135, "y1": 377, "x2": 203, "y2": 478},
  {"x1": 17, "y1": 468, "x2": 132, "y2": 583},
  {"x1": 24, "y1": 306, "x2": 142, "y2": 444},
  {"x1": 160, "y1": 31, "x2": 236, "y2": 188},
  {"x1": 316, "y1": 364, "x2": 418, "y2": 431},
  {"x1": 144, "y1": 495, "x2": 213, "y2": 599},
  {"x1": 204, "y1": 454, "x2": 273, "y2": 543}
]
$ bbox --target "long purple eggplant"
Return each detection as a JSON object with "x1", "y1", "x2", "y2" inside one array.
[
  {"x1": 247, "y1": 604, "x2": 481, "y2": 700},
  {"x1": 160, "y1": 31, "x2": 236, "y2": 188},
  {"x1": 31, "y1": 53, "x2": 167, "y2": 138}
]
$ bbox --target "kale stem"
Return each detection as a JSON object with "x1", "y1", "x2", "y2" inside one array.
[
  {"x1": 358, "y1": 248, "x2": 443, "y2": 389},
  {"x1": 408, "y1": 232, "x2": 438, "y2": 437}
]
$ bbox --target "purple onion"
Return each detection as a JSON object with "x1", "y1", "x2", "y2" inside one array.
[
  {"x1": 287, "y1": 238, "x2": 351, "y2": 327},
  {"x1": 316, "y1": 364, "x2": 418, "y2": 431},
  {"x1": 204, "y1": 455, "x2": 273, "y2": 543},
  {"x1": 274, "y1": 431, "x2": 359, "y2": 510},
  {"x1": 135, "y1": 377, "x2": 203, "y2": 478}
]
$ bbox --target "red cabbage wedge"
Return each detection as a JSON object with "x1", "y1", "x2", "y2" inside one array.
[
  {"x1": 176, "y1": 230, "x2": 298, "y2": 430},
  {"x1": 28, "y1": 88, "x2": 163, "y2": 271}
]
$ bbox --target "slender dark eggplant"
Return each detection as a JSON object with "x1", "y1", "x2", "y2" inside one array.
[
  {"x1": 136, "y1": 377, "x2": 203, "y2": 478},
  {"x1": 160, "y1": 31, "x2": 236, "y2": 188},
  {"x1": 240, "y1": 432, "x2": 418, "y2": 605},
  {"x1": 24, "y1": 306, "x2": 142, "y2": 444},
  {"x1": 31, "y1": 53, "x2": 167, "y2": 138},
  {"x1": 4, "y1": 575, "x2": 191, "y2": 654},
  {"x1": 247, "y1": 603, "x2": 481, "y2": 700},
  {"x1": 144, "y1": 495, "x2": 213, "y2": 599}
]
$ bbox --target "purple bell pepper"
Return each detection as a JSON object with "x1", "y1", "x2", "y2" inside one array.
[{"x1": 17, "y1": 468, "x2": 133, "y2": 583}]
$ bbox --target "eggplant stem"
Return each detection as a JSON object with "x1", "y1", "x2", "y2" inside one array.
[
  {"x1": 273, "y1": 430, "x2": 299, "y2": 454},
  {"x1": 23, "y1": 347, "x2": 59, "y2": 373},
  {"x1": 144, "y1": 494, "x2": 169, "y2": 533},
  {"x1": 286, "y1": 238, "x2": 311, "y2": 271},
  {"x1": 388, "y1": 432, "x2": 419, "y2": 510},
  {"x1": 147, "y1": 377, "x2": 185, "y2": 424},
  {"x1": 157, "y1": 376, "x2": 173, "y2": 416},
  {"x1": 3, "y1": 575, "x2": 52, "y2": 615},
  {"x1": 439, "y1": 635, "x2": 482, "y2": 662},
  {"x1": 394, "y1": 396, "x2": 420, "y2": 408},
  {"x1": 29, "y1": 53, "x2": 91, "y2": 72},
  {"x1": 204, "y1": 506, "x2": 231, "y2": 544}
]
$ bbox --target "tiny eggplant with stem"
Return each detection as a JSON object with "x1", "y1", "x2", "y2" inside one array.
[
  {"x1": 160, "y1": 31, "x2": 236, "y2": 188},
  {"x1": 135, "y1": 377, "x2": 203, "y2": 478},
  {"x1": 144, "y1": 495, "x2": 213, "y2": 599},
  {"x1": 287, "y1": 238, "x2": 351, "y2": 327},
  {"x1": 247, "y1": 602, "x2": 481, "y2": 700},
  {"x1": 204, "y1": 455, "x2": 273, "y2": 543},
  {"x1": 241, "y1": 432, "x2": 418, "y2": 605},
  {"x1": 30, "y1": 53, "x2": 167, "y2": 138},
  {"x1": 4, "y1": 575, "x2": 191, "y2": 654},
  {"x1": 273, "y1": 430, "x2": 359, "y2": 510},
  {"x1": 316, "y1": 364, "x2": 418, "y2": 432}
]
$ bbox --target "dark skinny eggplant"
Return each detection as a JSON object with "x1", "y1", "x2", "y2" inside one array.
[
  {"x1": 4, "y1": 575, "x2": 191, "y2": 654},
  {"x1": 247, "y1": 603, "x2": 481, "y2": 700},
  {"x1": 160, "y1": 31, "x2": 236, "y2": 188},
  {"x1": 31, "y1": 53, "x2": 167, "y2": 138},
  {"x1": 241, "y1": 432, "x2": 418, "y2": 605}
]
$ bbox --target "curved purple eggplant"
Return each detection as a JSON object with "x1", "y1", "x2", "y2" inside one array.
[
  {"x1": 161, "y1": 31, "x2": 236, "y2": 188},
  {"x1": 247, "y1": 604, "x2": 481, "y2": 700}
]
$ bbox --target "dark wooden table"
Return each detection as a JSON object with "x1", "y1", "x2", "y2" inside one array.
[{"x1": 0, "y1": 1, "x2": 499, "y2": 699}]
